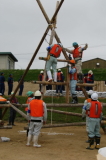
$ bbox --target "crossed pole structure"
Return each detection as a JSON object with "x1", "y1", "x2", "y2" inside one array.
[{"x1": 1, "y1": 0, "x2": 96, "y2": 124}]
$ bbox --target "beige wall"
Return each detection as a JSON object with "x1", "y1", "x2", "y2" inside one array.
[{"x1": 0, "y1": 55, "x2": 15, "y2": 69}]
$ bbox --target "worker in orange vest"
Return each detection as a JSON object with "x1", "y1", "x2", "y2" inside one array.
[
  {"x1": 82, "y1": 90, "x2": 94, "y2": 143},
  {"x1": 46, "y1": 43, "x2": 63, "y2": 82},
  {"x1": 38, "y1": 71, "x2": 44, "y2": 91},
  {"x1": 56, "y1": 69, "x2": 63, "y2": 96},
  {"x1": 68, "y1": 59, "x2": 78, "y2": 104},
  {"x1": 65, "y1": 42, "x2": 88, "y2": 83},
  {"x1": 0, "y1": 93, "x2": 7, "y2": 119},
  {"x1": 26, "y1": 90, "x2": 47, "y2": 147},
  {"x1": 84, "y1": 93, "x2": 103, "y2": 150}
]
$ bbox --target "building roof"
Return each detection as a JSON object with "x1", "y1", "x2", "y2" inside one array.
[
  {"x1": 82, "y1": 57, "x2": 106, "y2": 63},
  {"x1": 0, "y1": 52, "x2": 18, "y2": 62}
]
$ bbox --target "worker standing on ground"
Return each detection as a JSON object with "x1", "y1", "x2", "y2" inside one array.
[
  {"x1": 65, "y1": 42, "x2": 88, "y2": 83},
  {"x1": 56, "y1": 69, "x2": 63, "y2": 96},
  {"x1": 8, "y1": 74, "x2": 13, "y2": 95},
  {"x1": 68, "y1": 60, "x2": 78, "y2": 104},
  {"x1": 84, "y1": 93, "x2": 103, "y2": 150},
  {"x1": 82, "y1": 90, "x2": 94, "y2": 143},
  {"x1": 84, "y1": 70, "x2": 94, "y2": 91},
  {"x1": 18, "y1": 75, "x2": 24, "y2": 96},
  {"x1": 46, "y1": 43, "x2": 63, "y2": 82},
  {"x1": 26, "y1": 90, "x2": 47, "y2": 147},
  {"x1": 38, "y1": 71, "x2": 44, "y2": 91},
  {"x1": 0, "y1": 73, "x2": 5, "y2": 95},
  {"x1": 7, "y1": 91, "x2": 19, "y2": 126}
]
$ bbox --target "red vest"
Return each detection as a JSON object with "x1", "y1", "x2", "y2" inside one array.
[
  {"x1": 30, "y1": 99, "x2": 44, "y2": 117},
  {"x1": 50, "y1": 44, "x2": 62, "y2": 58},
  {"x1": 88, "y1": 101, "x2": 102, "y2": 118},
  {"x1": 57, "y1": 72, "x2": 62, "y2": 81},
  {"x1": 69, "y1": 67, "x2": 77, "y2": 80},
  {"x1": 72, "y1": 47, "x2": 82, "y2": 58},
  {"x1": 87, "y1": 74, "x2": 93, "y2": 82},
  {"x1": 86, "y1": 98, "x2": 91, "y2": 115}
]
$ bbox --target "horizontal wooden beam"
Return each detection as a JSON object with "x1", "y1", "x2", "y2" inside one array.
[
  {"x1": 32, "y1": 81, "x2": 68, "y2": 85},
  {"x1": 1, "y1": 103, "x2": 106, "y2": 108},
  {"x1": 39, "y1": 57, "x2": 70, "y2": 63},
  {"x1": 32, "y1": 81, "x2": 96, "y2": 86}
]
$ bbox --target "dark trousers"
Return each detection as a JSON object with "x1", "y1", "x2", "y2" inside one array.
[
  {"x1": 19, "y1": 85, "x2": 24, "y2": 95},
  {"x1": 0, "y1": 83, "x2": 5, "y2": 95},
  {"x1": 56, "y1": 80, "x2": 62, "y2": 94},
  {"x1": 8, "y1": 84, "x2": 13, "y2": 95},
  {"x1": 0, "y1": 108, "x2": 2, "y2": 119},
  {"x1": 9, "y1": 107, "x2": 16, "y2": 125}
]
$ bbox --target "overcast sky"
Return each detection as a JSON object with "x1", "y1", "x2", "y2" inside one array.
[{"x1": 0, "y1": 0, "x2": 106, "y2": 69}]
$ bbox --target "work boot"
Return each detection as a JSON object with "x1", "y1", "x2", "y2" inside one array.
[
  {"x1": 95, "y1": 136, "x2": 101, "y2": 149},
  {"x1": 26, "y1": 134, "x2": 32, "y2": 146},
  {"x1": 70, "y1": 95, "x2": 78, "y2": 104},
  {"x1": 33, "y1": 135, "x2": 41, "y2": 148},
  {"x1": 86, "y1": 137, "x2": 95, "y2": 150}
]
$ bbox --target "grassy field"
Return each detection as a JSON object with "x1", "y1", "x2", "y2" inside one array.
[{"x1": 2, "y1": 96, "x2": 106, "y2": 124}]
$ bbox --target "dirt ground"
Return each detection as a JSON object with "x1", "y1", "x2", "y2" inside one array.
[{"x1": 0, "y1": 122, "x2": 106, "y2": 160}]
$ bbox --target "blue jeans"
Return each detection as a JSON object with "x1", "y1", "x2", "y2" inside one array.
[{"x1": 70, "y1": 80, "x2": 77, "y2": 95}]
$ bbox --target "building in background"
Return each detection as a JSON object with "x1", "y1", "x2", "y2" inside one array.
[
  {"x1": 0, "y1": 52, "x2": 18, "y2": 69},
  {"x1": 82, "y1": 58, "x2": 106, "y2": 69}
]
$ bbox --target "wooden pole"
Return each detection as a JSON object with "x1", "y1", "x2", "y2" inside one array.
[
  {"x1": 32, "y1": 81, "x2": 68, "y2": 85},
  {"x1": 36, "y1": 0, "x2": 69, "y2": 60},
  {"x1": 0, "y1": 126, "x2": 12, "y2": 129},
  {"x1": 2, "y1": 1, "x2": 64, "y2": 119},
  {"x1": 39, "y1": 57, "x2": 70, "y2": 62}
]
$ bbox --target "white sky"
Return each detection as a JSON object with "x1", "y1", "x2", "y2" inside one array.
[{"x1": 0, "y1": 0, "x2": 106, "y2": 69}]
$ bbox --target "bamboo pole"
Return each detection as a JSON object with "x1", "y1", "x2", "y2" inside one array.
[
  {"x1": 36, "y1": 0, "x2": 69, "y2": 60},
  {"x1": 2, "y1": 1, "x2": 64, "y2": 119},
  {"x1": 32, "y1": 80, "x2": 96, "y2": 86},
  {"x1": 39, "y1": 57, "x2": 70, "y2": 62}
]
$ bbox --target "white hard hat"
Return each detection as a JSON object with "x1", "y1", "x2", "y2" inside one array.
[
  {"x1": 0, "y1": 93, "x2": 2, "y2": 96},
  {"x1": 88, "y1": 70, "x2": 93, "y2": 74},
  {"x1": 58, "y1": 68, "x2": 61, "y2": 71},
  {"x1": 34, "y1": 90, "x2": 41, "y2": 96},
  {"x1": 40, "y1": 71, "x2": 43, "y2": 74},
  {"x1": 88, "y1": 90, "x2": 94, "y2": 95},
  {"x1": 57, "y1": 43, "x2": 63, "y2": 47},
  {"x1": 98, "y1": 147, "x2": 106, "y2": 158},
  {"x1": 91, "y1": 93, "x2": 98, "y2": 100}
]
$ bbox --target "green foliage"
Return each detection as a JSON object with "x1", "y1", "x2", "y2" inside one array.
[{"x1": 0, "y1": 68, "x2": 106, "y2": 81}]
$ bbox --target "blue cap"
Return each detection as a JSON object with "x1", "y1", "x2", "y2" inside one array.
[{"x1": 72, "y1": 42, "x2": 78, "y2": 46}]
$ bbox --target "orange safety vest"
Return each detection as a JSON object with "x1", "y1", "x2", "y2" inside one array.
[
  {"x1": 69, "y1": 67, "x2": 77, "y2": 80},
  {"x1": 0, "y1": 96, "x2": 7, "y2": 102},
  {"x1": 72, "y1": 47, "x2": 82, "y2": 59},
  {"x1": 25, "y1": 97, "x2": 32, "y2": 111},
  {"x1": 86, "y1": 98, "x2": 91, "y2": 115},
  {"x1": 88, "y1": 101, "x2": 102, "y2": 118},
  {"x1": 49, "y1": 44, "x2": 62, "y2": 58},
  {"x1": 57, "y1": 72, "x2": 62, "y2": 81},
  {"x1": 0, "y1": 96, "x2": 7, "y2": 108},
  {"x1": 30, "y1": 99, "x2": 44, "y2": 117}
]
